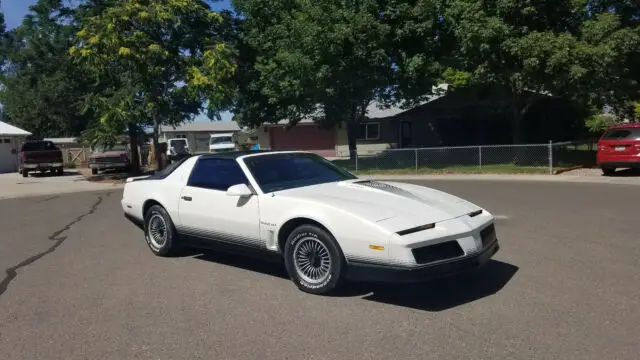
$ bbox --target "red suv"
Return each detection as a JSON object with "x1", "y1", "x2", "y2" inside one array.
[{"x1": 597, "y1": 124, "x2": 640, "y2": 175}]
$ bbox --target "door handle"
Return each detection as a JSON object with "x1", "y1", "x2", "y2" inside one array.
[{"x1": 181, "y1": 196, "x2": 192, "y2": 201}]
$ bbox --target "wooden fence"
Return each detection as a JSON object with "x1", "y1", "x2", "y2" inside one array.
[{"x1": 62, "y1": 144, "x2": 152, "y2": 168}]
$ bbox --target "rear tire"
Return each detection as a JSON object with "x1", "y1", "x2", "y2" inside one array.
[
  {"x1": 56, "y1": 168, "x2": 64, "y2": 176},
  {"x1": 602, "y1": 167, "x2": 616, "y2": 176},
  {"x1": 21, "y1": 168, "x2": 28, "y2": 178},
  {"x1": 283, "y1": 224, "x2": 346, "y2": 295},
  {"x1": 143, "y1": 205, "x2": 179, "y2": 257},
  {"x1": 91, "y1": 168, "x2": 98, "y2": 175}
]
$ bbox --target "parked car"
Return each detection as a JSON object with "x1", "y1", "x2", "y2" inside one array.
[
  {"x1": 209, "y1": 132, "x2": 237, "y2": 153},
  {"x1": 166, "y1": 138, "x2": 190, "y2": 162},
  {"x1": 18, "y1": 140, "x2": 64, "y2": 177},
  {"x1": 596, "y1": 124, "x2": 640, "y2": 175},
  {"x1": 121, "y1": 150, "x2": 500, "y2": 295},
  {"x1": 89, "y1": 143, "x2": 131, "y2": 175}
]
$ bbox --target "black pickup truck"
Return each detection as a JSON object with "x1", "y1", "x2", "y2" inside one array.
[{"x1": 18, "y1": 140, "x2": 64, "y2": 177}]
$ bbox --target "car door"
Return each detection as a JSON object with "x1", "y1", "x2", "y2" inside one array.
[{"x1": 177, "y1": 157, "x2": 263, "y2": 249}]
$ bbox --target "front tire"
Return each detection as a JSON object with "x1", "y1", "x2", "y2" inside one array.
[
  {"x1": 91, "y1": 168, "x2": 98, "y2": 175},
  {"x1": 143, "y1": 205, "x2": 179, "y2": 257},
  {"x1": 602, "y1": 166, "x2": 616, "y2": 176},
  {"x1": 21, "y1": 168, "x2": 28, "y2": 178},
  {"x1": 283, "y1": 224, "x2": 346, "y2": 295}
]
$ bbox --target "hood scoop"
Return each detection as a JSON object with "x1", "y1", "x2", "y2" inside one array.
[{"x1": 351, "y1": 180, "x2": 426, "y2": 202}]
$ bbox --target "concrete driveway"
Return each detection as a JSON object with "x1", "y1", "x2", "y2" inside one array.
[
  {"x1": 0, "y1": 180, "x2": 638, "y2": 359},
  {"x1": 0, "y1": 170, "x2": 122, "y2": 200}
]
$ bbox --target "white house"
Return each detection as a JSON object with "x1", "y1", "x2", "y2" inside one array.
[{"x1": 0, "y1": 121, "x2": 31, "y2": 173}]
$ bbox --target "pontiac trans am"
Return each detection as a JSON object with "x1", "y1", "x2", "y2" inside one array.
[{"x1": 121, "y1": 150, "x2": 500, "y2": 295}]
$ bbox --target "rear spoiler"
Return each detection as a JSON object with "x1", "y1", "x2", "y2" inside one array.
[{"x1": 126, "y1": 175, "x2": 151, "y2": 183}]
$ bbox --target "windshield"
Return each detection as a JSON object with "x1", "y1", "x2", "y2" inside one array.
[
  {"x1": 170, "y1": 139, "x2": 187, "y2": 147},
  {"x1": 210, "y1": 136, "x2": 233, "y2": 145},
  {"x1": 21, "y1": 141, "x2": 58, "y2": 151},
  {"x1": 243, "y1": 152, "x2": 356, "y2": 193},
  {"x1": 602, "y1": 128, "x2": 640, "y2": 141},
  {"x1": 95, "y1": 144, "x2": 128, "y2": 152}
]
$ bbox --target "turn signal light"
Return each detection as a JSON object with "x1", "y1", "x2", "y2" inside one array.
[{"x1": 369, "y1": 245, "x2": 385, "y2": 251}]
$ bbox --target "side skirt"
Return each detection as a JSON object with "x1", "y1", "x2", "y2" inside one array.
[{"x1": 179, "y1": 234, "x2": 284, "y2": 264}]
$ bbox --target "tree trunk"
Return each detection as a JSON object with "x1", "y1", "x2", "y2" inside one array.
[
  {"x1": 346, "y1": 120, "x2": 357, "y2": 161},
  {"x1": 127, "y1": 122, "x2": 141, "y2": 174},
  {"x1": 511, "y1": 97, "x2": 524, "y2": 145},
  {"x1": 152, "y1": 115, "x2": 163, "y2": 171},
  {"x1": 511, "y1": 94, "x2": 537, "y2": 144}
]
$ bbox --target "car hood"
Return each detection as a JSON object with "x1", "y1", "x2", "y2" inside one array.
[{"x1": 276, "y1": 179, "x2": 482, "y2": 230}]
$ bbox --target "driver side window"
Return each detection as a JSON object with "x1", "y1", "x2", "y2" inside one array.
[{"x1": 187, "y1": 158, "x2": 249, "y2": 191}]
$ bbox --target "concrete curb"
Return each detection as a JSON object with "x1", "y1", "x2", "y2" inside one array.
[
  {"x1": 0, "y1": 183, "x2": 125, "y2": 201},
  {"x1": 356, "y1": 173, "x2": 640, "y2": 186}
]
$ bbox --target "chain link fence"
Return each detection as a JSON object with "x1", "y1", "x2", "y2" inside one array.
[{"x1": 333, "y1": 141, "x2": 597, "y2": 174}]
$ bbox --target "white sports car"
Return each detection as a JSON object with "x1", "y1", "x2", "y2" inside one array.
[{"x1": 121, "y1": 150, "x2": 500, "y2": 294}]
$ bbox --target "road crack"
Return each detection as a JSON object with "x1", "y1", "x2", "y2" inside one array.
[{"x1": 0, "y1": 192, "x2": 110, "y2": 298}]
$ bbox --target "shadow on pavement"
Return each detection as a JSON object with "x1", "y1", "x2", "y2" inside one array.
[
  {"x1": 358, "y1": 260, "x2": 518, "y2": 311},
  {"x1": 28, "y1": 170, "x2": 80, "y2": 177},
  {"x1": 606, "y1": 168, "x2": 640, "y2": 177},
  {"x1": 189, "y1": 247, "x2": 517, "y2": 311}
]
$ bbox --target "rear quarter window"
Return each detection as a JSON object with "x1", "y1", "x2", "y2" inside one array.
[{"x1": 602, "y1": 128, "x2": 640, "y2": 140}]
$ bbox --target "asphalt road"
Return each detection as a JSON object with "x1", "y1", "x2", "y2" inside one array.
[{"x1": 1, "y1": 180, "x2": 639, "y2": 360}]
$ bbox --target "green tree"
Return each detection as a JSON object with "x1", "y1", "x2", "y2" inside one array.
[
  {"x1": 231, "y1": 0, "x2": 443, "y2": 158},
  {"x1": 71, "y1": 0, "x2": 236, "y2": 170},
  {"x1": 439, "y1": 0, "x2": 640, "y2": 143},
  {"x1": 0, "y1": 0, "x2": 94, "y2": 138}
]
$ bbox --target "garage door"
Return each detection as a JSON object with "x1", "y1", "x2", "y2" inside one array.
[
  {"x1": 0, "y1": 138, "x2": 16, "y2": 173},
  {"x1": 270, "y1": 125, "x2": 335, "y2": 150}
]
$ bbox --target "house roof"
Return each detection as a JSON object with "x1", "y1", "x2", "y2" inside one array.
[
  {"x1": 160, "y1": 121, "x2": 241, "y2": 133},
  {"x1": 0, "y1": 121, "x2": 31, "y2": 136},
  {"x1": 44, "y1": 137, "x2": 79, "y2": 144},
  {"x1": 269, "y1": 84, "x2": 449, "y2": 126}
]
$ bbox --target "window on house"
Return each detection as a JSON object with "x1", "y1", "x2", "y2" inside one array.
[
  {"x1": 357, "y1": 122, "x2": 380, "y2": 140},
  {"x1": 2, "y1": 138, "x2": 10, "y2": 144}
]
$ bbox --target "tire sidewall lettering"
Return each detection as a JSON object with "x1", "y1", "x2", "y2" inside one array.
[{"x1": 290, "y1": 230, "x2": 334, "y2": 290}]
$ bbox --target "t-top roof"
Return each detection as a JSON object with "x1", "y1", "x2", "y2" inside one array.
[
  {"x1": 199, "y1": 150, "x2": 287, "y2": 159},
  {"x1": 0, "y1": 121, "x2": 31, "y2": 136}
]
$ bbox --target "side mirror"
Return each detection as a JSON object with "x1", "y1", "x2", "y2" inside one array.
[{"x1": 226, "y1": 183, "x2": 253, "y2": 197}]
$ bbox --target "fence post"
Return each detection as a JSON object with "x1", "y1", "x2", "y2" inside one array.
[
  {"x1": 548, "y1": 140, "x2": 553, "y2": 174},
  {"x1": 415, "y1": 149, "x2": 418, "y2": 172},
  {"x1": 478, "y1": 146, "x2": 482, "y2": 169}
]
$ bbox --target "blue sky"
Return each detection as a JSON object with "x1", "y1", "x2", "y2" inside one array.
[{"x1": 1, "y1": 0, "x2": 234, "y2": 122}]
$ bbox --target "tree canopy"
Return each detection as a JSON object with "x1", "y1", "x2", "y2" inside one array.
[
  {"x1": 439, "y1": 0, "x2": 640, "y2": 141},
  {"x1": 0, "y1": 0, "x2": 94, "y2": 138},
  {"x1": 70, "y1": 0, "x2": 236, "y2": 169},
  {"x1": 231, "y1": 0, "x2": 444, "y2": 156},
  {"x1": 0, "y1": 0, "x2": 638, "y2": 170}
]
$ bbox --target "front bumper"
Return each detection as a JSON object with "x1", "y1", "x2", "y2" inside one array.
[
  {"x1": 90, "y1": 162, "x2": 129, "y2": 169},
  {"x1": 345, "y1": 239, "x2": 500, "y2": 283},
  {"x1": 22, "y1": 163, "x2": 63, "y2": 170}
]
